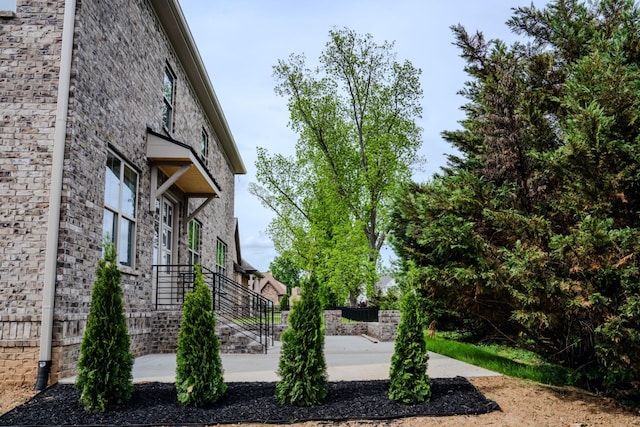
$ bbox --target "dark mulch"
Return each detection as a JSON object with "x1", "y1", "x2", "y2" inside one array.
[{"x1": 0, "y1": 377, "x2": 499, "y2": 426}]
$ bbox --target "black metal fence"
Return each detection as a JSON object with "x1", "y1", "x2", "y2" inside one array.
[
  {"x1": 152, "y1": 264, "x2": 274, "y2": 352},
  {"x1": 339, "y1": 307, "x2": 379, "y2": 322}
]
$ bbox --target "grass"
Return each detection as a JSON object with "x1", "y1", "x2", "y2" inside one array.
[
  {"x1": 426, "y1": 336, "x2": 574, "y2": 386},
  {"x1": 230, "y1": 311, "x2": 283, "y2": 325}
]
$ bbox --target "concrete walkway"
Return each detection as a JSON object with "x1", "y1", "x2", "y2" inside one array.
[{"x1": 60, "y1": 335, "x2": 500, "y2": 384}]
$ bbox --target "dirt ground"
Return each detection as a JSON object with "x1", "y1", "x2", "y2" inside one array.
[{"x1": 2, "y1": 377, "x2": 639, "y2": 426}]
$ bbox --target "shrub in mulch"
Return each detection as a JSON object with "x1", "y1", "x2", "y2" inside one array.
[{"x1": 0, "y1": 378, "x2": 500, "y2": 426}]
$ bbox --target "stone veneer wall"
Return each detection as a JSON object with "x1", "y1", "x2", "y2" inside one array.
[
  {"x1": 276, "y1": 310, "x2": 400, "y2": 342},
  {"x1": 0, "y1": 315, "x2": 41, "y2": 386},
  {"x1": 365, "y1": 310, "x2": 401, "y2": 342}
]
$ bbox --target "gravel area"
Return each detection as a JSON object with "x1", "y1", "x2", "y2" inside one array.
[{"x1": 0, "y1": 377, "x2": 498, "y2": 426}]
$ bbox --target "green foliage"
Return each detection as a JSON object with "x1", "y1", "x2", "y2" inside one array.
[
  {"x1": 175, "y1": 265, "x2": 226, "y2": 406},
  {"x1": 276, "y1": 275, "x2": 327, "y2": 406},
  {"x1": 389, "y1": 289, "x2": 431, "y2": 403},
  {"x1": 76, "y1": 242, "x2": 133, "y2": 412},
  {"x1": 269, "y1": 253, "x2": 303, "y2": 293},
  {"x1": 369, "y1": 286, "x2": 400, "y2": 310},
  {"x1": 279, "y1": 294, "x2": 290, "y2": 311},
  {"x1": 390, "y1": 0, "x2": 640, "y2": 397},
  {"x1": 426, "y1": 337, "x2": 573, "y2": 387},
  {"x1": 251, "y1": 27, "x2": 424, "y2": 303}
]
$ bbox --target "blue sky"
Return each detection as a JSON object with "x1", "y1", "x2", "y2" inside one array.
[{"x1": 179, "y1": 0, "x2": 548, "y2": 272}]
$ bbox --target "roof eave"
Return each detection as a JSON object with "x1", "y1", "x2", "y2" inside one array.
[{"x1": 149, "y1": 0, "x2": 247, "y2": 175}]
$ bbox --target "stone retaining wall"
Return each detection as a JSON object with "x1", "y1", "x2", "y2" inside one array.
[{"x1": 276, "y1": 310, "x2": 400, "y2": 342}]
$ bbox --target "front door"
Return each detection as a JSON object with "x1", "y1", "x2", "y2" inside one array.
[
  {"x1": 155, "y1": 196, "x2": 175, "y2": 267},
  {"x1": 154, "y1": 195, "x2": 177, "y2": 305}
]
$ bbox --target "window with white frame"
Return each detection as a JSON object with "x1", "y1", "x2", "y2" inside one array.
[
  {"x1": 200, "y1": 127, "x2": 209, "y2": 163},
  {"x1": 216, "y1": 238, "x2": 227, "y2": 276},
  {"x1": 162, "y1": 65, "x2": 176, "y2": 133},
  {"x1": 188, "y1": 219, "x2": 201, "y2": 266},
  {"x1": 103, "y1": 150, "x2": 138, "y2": 267}
]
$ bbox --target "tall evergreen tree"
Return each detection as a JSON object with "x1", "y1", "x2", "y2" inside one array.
[
  {"x1": 391, "y1": 0, "x2": 640, "y2": 395},
  {"x1": 76, "y1": 242, "x2": 133, "y2": 412}
]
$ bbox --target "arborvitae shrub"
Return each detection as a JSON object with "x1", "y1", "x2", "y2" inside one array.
[
  {"x1": 175, "y1": 265, "x2": 226, "y2": 406},
  {"x1": 388, "y1": 290, "x2": 431, "y2": 403},
  {"x1": 276, "y1": 275, "x2": 327, "y2": 406},
  {"x1": 76, "y1": 242, "x2": 134, "y2": 412},
  {"x1": 280, "y1": 294, "x2": 290, "y2": 311}
]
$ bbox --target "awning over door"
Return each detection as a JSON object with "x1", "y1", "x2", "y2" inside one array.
[
  {"x1": 146, "y1": 129, "x2": 221, "y2": 197},
  {"x1": 146, "y1": 129, "x2": 221, "y2": 222}
]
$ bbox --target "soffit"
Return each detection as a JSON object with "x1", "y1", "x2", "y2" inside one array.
[{"x1": 146, "y1": 130, "x2": 221, "y2": 196}]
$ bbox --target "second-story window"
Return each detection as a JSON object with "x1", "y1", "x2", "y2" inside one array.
[
  {"x1": 162, "y1": 65, "x2": 176, "y2": 133},
  {"x1": 200, "y1": 127, "x2": 209, "y2": 162}
]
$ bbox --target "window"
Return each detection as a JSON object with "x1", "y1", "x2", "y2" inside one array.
[
  {"x1": 162, "y1": 65, "x2": 176, "y2": 133},
  {"x1": 188, "y1": 219, "x2": 201, "y2": 266},
  {"x1": 216, "y1": 238, "x2": 227, "y2": 276},
  {"x1": 103, "y1": 151, "x2": 138, "y2": 266},
  {"x1": 200, "y1": 128, "x2": 209, "y2": 162}
]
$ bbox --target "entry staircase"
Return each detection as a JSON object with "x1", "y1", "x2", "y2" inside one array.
[{"x1": 153, "y1": 264, "x2": 275, "y2": 353}]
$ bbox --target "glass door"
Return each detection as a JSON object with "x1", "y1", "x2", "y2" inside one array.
[{"x1": 154, "y1": 195, "x2": 177, "y2": 305}]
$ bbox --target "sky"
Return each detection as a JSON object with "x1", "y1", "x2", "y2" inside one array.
[{"x1": 179, "y1": 0, "x2": 548, "y2": 272}]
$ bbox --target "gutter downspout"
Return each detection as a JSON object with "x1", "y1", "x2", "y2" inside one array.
[{"x1": 35, "y1": 0, "x2": 77, "y2": 391}]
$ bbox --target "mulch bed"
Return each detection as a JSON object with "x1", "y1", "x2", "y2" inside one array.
[{"x1": 0, "y1": 377, "x2": 499, "y2": 426}]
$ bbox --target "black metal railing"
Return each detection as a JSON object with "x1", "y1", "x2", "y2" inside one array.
[
  {"x1": 153, "y1": 264, "x2": 274, "y2": 353},
  {"x1": 211, "y1": 272, "x2": 274, "y2": 352}
]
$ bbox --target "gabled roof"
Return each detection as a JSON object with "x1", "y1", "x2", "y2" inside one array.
[
  {"x1": 149, "y1": 0, "x2": 246, "y2": 175},
  {"x1": 259, "y1": 272, "x2": 287, "y2": 296}
]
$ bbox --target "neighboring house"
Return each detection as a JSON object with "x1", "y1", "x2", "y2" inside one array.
[
  {"x1": 375, "y1": 275, "x2": 397, "y2": 295},
  {"x1": 0, "y1": 0, "x2": 246, "y2": 389},
  {"x1": 232, "y1": 218, "x2": 263, "y2": 289},
  {"x1": 257, "y1": 272, "x2": 301, "y2": 307}
]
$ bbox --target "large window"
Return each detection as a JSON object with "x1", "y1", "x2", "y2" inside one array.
[
  {"x1": 162, "y1": 65, "x2": 176, "y2": 133},
  {"x1": 188, "y1": 219, "x2": 201, "y2": 266},
  {"x1": 216, "y1": 238, "x2": 227, "y2": 276},
  {"x1": 103, "y1": 151, "x2": 138, "y2": 266}
]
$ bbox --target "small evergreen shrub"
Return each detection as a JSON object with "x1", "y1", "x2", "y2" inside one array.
[
  {"x1": 76, "y1": 242, "x2": 134, "y2": 412},
  {"x1": 175, "y1": 265, "x2": 226, "y2": 406},
  {"x1": 389, "y1": 290, "x2": 431, "y2": 403},
  {"x1": 276, "y1": 275, "x2": 327, "y2": 406},
  {"x1": 280, "y1": 294, "x2": 290, "y2": 311}
]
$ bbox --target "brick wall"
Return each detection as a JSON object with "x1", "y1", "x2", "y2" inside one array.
[
  {"x1": 1, "y1": 0, "x2": 239, "y2": 387},
  {"x1": 0, "y1": 0, "x2": 64, "y2": 388},
  {"x1": 0, "y1": 8, "x2": 64, "y2": 311}
]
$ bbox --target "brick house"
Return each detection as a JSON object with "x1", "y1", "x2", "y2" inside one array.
[
  {"x1": 256, "y1": 272, "x2": 301, "y2": 307},
  {"x1": 0, "y1": 0, "x2": 247, "y2": 389}
]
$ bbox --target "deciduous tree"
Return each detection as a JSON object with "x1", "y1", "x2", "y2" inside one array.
[{"x1": 251, "y1": 27, "x2": 423, "y2": 305}]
